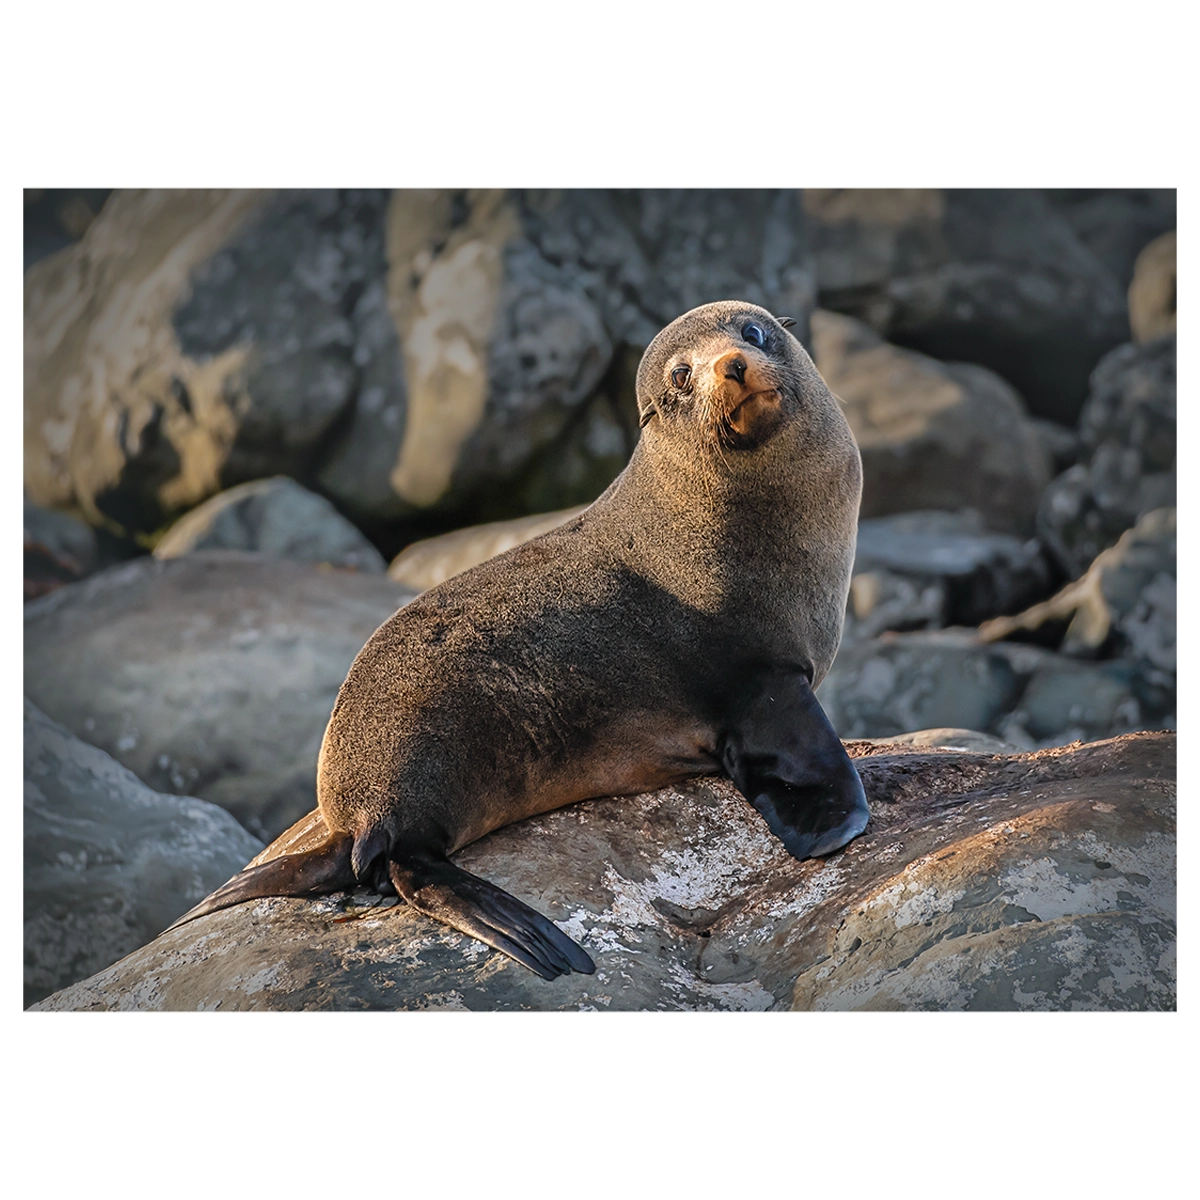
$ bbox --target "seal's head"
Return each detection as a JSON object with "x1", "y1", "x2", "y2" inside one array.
[{"x1": 635, "y1": 300, "x2": 831, "y2": 456}]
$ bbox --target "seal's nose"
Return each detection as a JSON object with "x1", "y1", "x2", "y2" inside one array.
[{"x1": 714, "y1": 350, "x2": 747, "y2": 386}]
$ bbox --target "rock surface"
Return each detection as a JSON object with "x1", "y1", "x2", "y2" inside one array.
[
  {"x1": 981, "y1": 508, "x2": 1175, "y2": 669},
  {"x1": 805, "y1": 188, "x2": 1129, "y2": 424},
  {"x1": 24, "y1": 500, "x2": 103, "y2": 600},
  {"x1": 32, "y1": 733, "x2": 1175, "y2": 1012},
  {"x1": 154, "y1": 476, "x2": 386, "y2": 573},
  {"x1": 24, "y1": 552, "x2": 417, "y2": 840},
  {"x1": 846, "y1": 510, "x2": 1050, "y2": 640},
  {"x1": 1127, "y1": 231, "x2": 1176, "y2": 345},
  {"x1": 389, "y1": 504, "x2": 588, "y2": 590},
  {"x1": 818, "y1": 623, "x2": 1171, "y2": 749},
  {"x1": 24, "y1": 699, "x2": 263, "y2": 1008},
  {"x1": 810, "y1": 310, "x2": 1050, "y2": 532},
  {"x1": 1037, "y1": 336, "x2": 1175, "y2": 577},
  {"x1": 25, "y1": 189, "x2": 820, "y2": 536}
]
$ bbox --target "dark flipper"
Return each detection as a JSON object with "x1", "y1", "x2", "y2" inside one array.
[
  {"x1": 388, "y1": 851, "x2": 595, "y2": 981},
  {"x1": 721, "y1": 666, "x2": 869, "y2": 861},
  {"x1": 165, "y1": 832, "x2": 356, "y2": 932}
]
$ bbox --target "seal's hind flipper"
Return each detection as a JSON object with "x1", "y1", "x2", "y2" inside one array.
[
  {"x1": 721, "y1": 667, "x2": 869, "y2": 861},
  {"x1": 388, "y1": 852, "x2": 595, "y2": 980},
  {"x1": 165, "y1": 833, "x2": 356, "y2": 932}
]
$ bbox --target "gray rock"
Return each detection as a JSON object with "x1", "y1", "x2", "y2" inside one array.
[
  {"x1": 850, "y1": 510, "x2": 1051, "y2": 629},
  {"x1": 810, "y1": 310, "x2": 1051, "y2": 533},
  {"x1": 805, "y1": 188, "x2": 1129, "y2": 424},
  {"x1": 24, "y1": 500, "x2": 103, "y2": 600},
  {"x1": 1037, "y1": 337, "x2": 1175, "y2": 577},
  {"x1": 1127, "y1": 230, "x2": 1176, "y2": 345},
  {"x1": 1029, "y1": 417, "x2": 1082, "y2": 475},
  {"x1": 1044, "y1": 189, "x2": 1176, "y2": 289},
  {"x1": 32, "y1": 733, "x2": 1175, "y2": 1011},
  {"x1": 24, "y1": 552, "x2": 417, "y2": 840},
  {"x1": 24, "y1": 698, "x2": 262, "y2": 1008},
  {"x1": 388, "y1": 505, "x2": 587, "y2": 591},
  {"x1": 817, "y1": 631, "x2": 1025, "y2": 739},
  {"x1": 1003, "y1": 658, "x2": 1146, "y2": 746},
  {"x1": 23, "y1": 501, "x2": 100, "y2": 574},
  {"x1": 25, "y1": 189, "x2": 819, "y2": 534},
  {"x1": 982, "y1": 508, "x2": 1175, "y2": 672},
  {"x1": 24, "y1": 190, "x2": 390, "y2": 536},
  {"x1": 827, "y1": 591, "x2": 1174, "y2": 751},
  {"x1": 321, "y1": 189, "x2": 817, "y2": 523},
  {"x1": 154, "y1": 476, "x2": 386, "y2": 573},
  {"x1": 858, "y1": 727, "x2": 1024, "y2": 754}
]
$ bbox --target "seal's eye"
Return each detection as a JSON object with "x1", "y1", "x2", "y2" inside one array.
[
  {"x1": 742, "y1": 323, "x2": 767, "y2": 349},
  {"x1": 670, "y1": 365, "x2": 691, "y2": 390}
]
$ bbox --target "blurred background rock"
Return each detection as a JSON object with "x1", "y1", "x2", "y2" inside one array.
[{"x1": 24, "y1": 187, "x2": 1175, "y2": 821}]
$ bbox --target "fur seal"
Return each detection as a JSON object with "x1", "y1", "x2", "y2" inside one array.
[{"x1": 170, "y1": 300, "x2": 868, "y2": 980}]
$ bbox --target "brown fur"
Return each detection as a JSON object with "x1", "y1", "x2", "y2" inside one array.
[{"x1": 172, "y1": 301, "x2": 864, "y2": 980}]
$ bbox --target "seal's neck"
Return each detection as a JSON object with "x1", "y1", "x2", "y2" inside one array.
[{"x1": 590, "y1": 432, "x2": 831, "y2": 614}]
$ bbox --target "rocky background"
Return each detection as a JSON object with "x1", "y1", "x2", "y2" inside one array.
[{"x1": 24, "y1": 188, "x2": 1176, "y2": 1010}]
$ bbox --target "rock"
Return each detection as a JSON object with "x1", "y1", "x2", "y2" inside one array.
[
  {"x1": 23, "y1": 188, "x2": 112, "y2": 268},
  {"x1": 805, "y1": 188, "x2": 1129, "y2": 424},
  {"x1": 1037, "y1": 336, "x2": 1175, "y2": 577},
  {"x1": 823, "y1": 613, "x2": 1173, "y2": 751},
  {"x1": 32, "y1": 733, "x2": 1175, "y2": 1011},
  {"x1": 848, "y1": 510, "x2": 1052, "y2": 634},
  {"x1": 981, "y1": 508, "x2": 1175, "y2": 666},
  {"x1": 26, "y1": 189, "x2": 817, "y2": 534},
  {"x1": 320, "y1": 189, "x2": 816, "y2": 523},
  {"x1": 1029, "y1": 417, "x2": 1082, "y2": 475},
  {"x1": 860, "y1": 728, "x2": 1023, "y2": 754},
  {"x1": 24, "y1": 698, "x2": 262, "y2": 1008},
  {"x1": 23, "y1": 552, "x2": 417, "y2": 840},
  {"x1": 24, "y1": 500, "x2": 102, "y2": 600},
  {"x1": 24, "y1": 189, "x2": 429, "y2": 535},
  {"x1": 1044, "y1": 189, "x2": 1176, "y2": 289},
  {"x1": 388, "y1": 505, "x2": 587, "y2": 590},
  {"x1": 154, "y1": 476, "x2": 386, "y2": 573},
  {"x1": 1127, "y1": 231, "x2": 1176, "y2": 345},
  {"x1": 1001, "y1": 658, "x2": 1148, "y2": 747},
  {"x1": 816, "y1": 631, "x2": 1025, "y2": 739},
  {"x1": 811, "y1": 311, "x2": 1051, "y2": 532},
  {"x1": 24, "y1": 500, "x2": 100, "y2": 574}
]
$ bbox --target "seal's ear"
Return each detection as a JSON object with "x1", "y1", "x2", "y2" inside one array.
[{"x1": 776, "y1": 316, "x2": 797, "y2": 329}]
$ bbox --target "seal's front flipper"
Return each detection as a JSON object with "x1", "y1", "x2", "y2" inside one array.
[
  {"x1": 721, "y1": 667, "x2": 868, "y2": 861},
  {"x1": 388, "y1": 852, "x2": 596, "y2": 981}
]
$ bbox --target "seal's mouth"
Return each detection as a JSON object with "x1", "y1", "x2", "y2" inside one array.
[{"x1": 712, "y1": 387, "x2": 785, "y2": 449}]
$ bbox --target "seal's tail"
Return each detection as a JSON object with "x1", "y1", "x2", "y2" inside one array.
[{"x1": 164, "y1": 832, "x2": 356, "y2": 932}]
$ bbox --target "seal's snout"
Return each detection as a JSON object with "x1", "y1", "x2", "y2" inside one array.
[{"x1": 721, "y1": 353, "x2": 748, "y2": 385}]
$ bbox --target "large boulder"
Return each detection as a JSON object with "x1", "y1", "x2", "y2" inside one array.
[
  {"x1": 25, "y1": 189, "x2": 819, "y2": 537},
  {"x1": 817, "y1": 631, "x2": 1025, "y2": 739},
  {"x1": 810, "y1": 310, "x2": 1051, "y2": 532},
  {"x1": 25, "y1": 189, "x2": 339, "y2": 534},
  {"x1": 818, "y1": 623, "x2": 1171, "y2": 749},
  {"x1": 845, "y1": 510, "x2": 1051, "y2": 642},
  {"x1": 23, "y1": 552, "x2": 417, "y2": 840},
  {"x1": 154, "y1": 476, "x2": 386, "y2": 573},
  {"x1": 24, "y1": 698, "x2": 262, "y2": 1008},
  {"x1": 1037, "y1": 336, "x2": 1175, "y2": 577},
  {"x1": 1127, "y1": 231, "x2": 1176, "y2": 345},
  {"x1": 805, "y1": 189, "x2": 1129, "y2": 424},
  {"x1": 1044, "y1": 189, "x2": 1176, "y2": 290},
  {"x1": 321, "y1": 188, "x2": 817, "y2": 522},
  {"x1": 24, "y1": 499, "x2": 103, "y2": 600},
  {"x1": 389, "y1": 505, "x2": 587, "y2": 591},
  {"x1": 981, "y1": 509, "x2": 1175, "y2": 669},
  {"x1": 32, "y1": 733, "x2": 1175, "y2": 1011}
]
